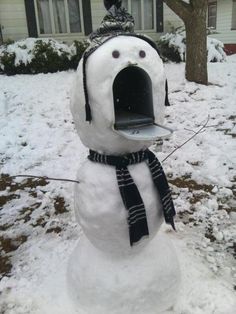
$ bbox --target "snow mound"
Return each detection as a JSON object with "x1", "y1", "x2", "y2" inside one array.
[{"x1": 0, "y1": 54, "x2": 235, "y2": 314}]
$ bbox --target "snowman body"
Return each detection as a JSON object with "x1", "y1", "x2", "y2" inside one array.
[
  {"x1": 68, "y1": 230, "x2": 180, "y2": 314},
  {"x1": 68, "y1": 35, "x2": 180, "y2": 313},
  {"x1": 73, "y1": 159, "x2": 163, "y2": 255}
]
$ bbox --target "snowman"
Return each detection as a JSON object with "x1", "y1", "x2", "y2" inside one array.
[{"x1": 68, "y1": 1, "x2": 180, "y2": 313}]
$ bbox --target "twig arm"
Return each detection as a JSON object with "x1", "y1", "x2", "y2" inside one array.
[
  {"x1": 162, "y1": 115, "x2": 210, "y2": 162},
  {"x1": 8, "y1": 175, "x2": 80, "y2": 184}
]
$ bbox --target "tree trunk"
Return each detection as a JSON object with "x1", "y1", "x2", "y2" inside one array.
[
  {"x1": 164, "y1": 0, "x2": 208, "y2": 85},
  {"x1": 184, "y1": 12, "x2": 208, "y2": 84}
]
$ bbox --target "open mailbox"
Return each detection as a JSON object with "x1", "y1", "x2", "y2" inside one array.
[{"x1": 112, "y1": 66, "x2": 173, "y2": 141}]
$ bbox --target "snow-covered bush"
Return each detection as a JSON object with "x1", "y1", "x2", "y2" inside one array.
[
  {"x1": 158, "y1": 31, "x2": 185, "y2": 63},
  {"x1": 207, "y1": 37, "x2": 226, "y2": 62},
  {"x1": 0, "y1": 38, "x2": 88, "y2": 75},
  {"x1": 158, "y1": 28, "x2": 226, "y2": 63}
]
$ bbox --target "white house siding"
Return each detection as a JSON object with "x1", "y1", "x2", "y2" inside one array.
[
  {"x1": 208, "y1": 0, "x2": 236, "y2": 44},
  {"x1": 91, "y1": 0, "x2": 106, "y2": 30},
  {"x1": 0, "y1": 0, "x2": 28, "y2": 42},
  {"x1": 163, "y1": 4, "x2": 183, "y2": 33},
  {"x1": 163, "y1": 0, "x2": 236, "y2": 45}
]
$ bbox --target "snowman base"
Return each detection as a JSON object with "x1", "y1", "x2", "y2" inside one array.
[{"x1": 67, "y1": 232, "x2": 180, "y2": 314}]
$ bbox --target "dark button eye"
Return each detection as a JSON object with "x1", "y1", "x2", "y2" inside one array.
[
  {"x1": 112, "y1": 50, "x2": 120, "y2": 58},
  {"x1": 139, "y1": 50, "x2": 146, "y2": 58}
]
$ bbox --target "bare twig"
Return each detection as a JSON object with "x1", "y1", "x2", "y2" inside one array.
[
  {"x1": 8, "y1": 175, "x2": 80, "y2": 184},
  {"x1": 184, "y1": 128, "x2": 206, "y2": 134},
  {"x1": 162, "y1": 115, "x2": 210, "y2": 163},
  {"x1": 203, "y1": 124, "x2": 220, "y2": 129}
]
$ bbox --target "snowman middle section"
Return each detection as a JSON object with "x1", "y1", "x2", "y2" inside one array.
[{"x1": 74, "y1": 158, "x2": 164, "y2": 256}]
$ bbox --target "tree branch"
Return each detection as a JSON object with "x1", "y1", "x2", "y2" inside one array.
[
  {"x1": 164, "y1": 0, "x2": 192, "y2": 21},
  {"x1": 191, "y1": 0, "x2": 208, "y2": 10}
]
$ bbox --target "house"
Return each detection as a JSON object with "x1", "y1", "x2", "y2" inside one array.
[
  {"x1": 207, "y1": 0, "x2": 236, "y2": 54},
  {"x1": 0, "y1": 0, "x2": 235, "y2": 53}
]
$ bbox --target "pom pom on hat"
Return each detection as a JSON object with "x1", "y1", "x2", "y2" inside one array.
[{"x1": 104, "y1": 0, "x2": 122, "y2": 10}]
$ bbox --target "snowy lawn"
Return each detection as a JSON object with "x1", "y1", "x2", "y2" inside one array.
[{"x1": 0, "y1": 56, "x2": 236, "y2": 313}]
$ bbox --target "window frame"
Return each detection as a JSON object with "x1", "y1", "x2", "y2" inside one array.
[
  {"x1": 208, "y1": 1, "x2": 217, "y2": 30},
  {"x1": 34, "y1": 0, "x2": 85, "y2": 37},
  {"x1": 232, "y1": 0, "x2": 236, "y2": 30},
  {"x1": 124, "y1": 0, "x2": 156, "y2": 32},
  {"x1": 0, "y1": 25, "x2": 3, "y2": 45}
]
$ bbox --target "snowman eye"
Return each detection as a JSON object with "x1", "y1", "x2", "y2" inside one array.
[
  {"x1": 112, "y1": 50, "x2": 120, "y2": 58},
  {"x1": 139, "y1": 50, "x2": 146, "y2": 58}
]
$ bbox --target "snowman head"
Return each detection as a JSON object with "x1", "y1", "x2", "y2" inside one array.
[
  {"x1": 71, "y1": 34, "x2": 172, "y2": 155},
  {"x1": 71, "y1": 2, "x2": 172, "y2": 155}
]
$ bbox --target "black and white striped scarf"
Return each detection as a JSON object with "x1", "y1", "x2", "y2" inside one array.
[{"x1": 88, "y1": 149, "x2": 176, "y2": 246}]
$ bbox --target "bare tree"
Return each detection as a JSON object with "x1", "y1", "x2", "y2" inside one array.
[{"x1": 164, "y1": 0, "x2": 208, "y2": 85}]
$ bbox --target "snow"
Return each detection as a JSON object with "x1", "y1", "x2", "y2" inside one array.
[
  {"x1": 68, "y1": 233, "x2": 180, "y2": 314},
  {"x1": 0, "y1": 56, "x2": 236, "y2": 313}
]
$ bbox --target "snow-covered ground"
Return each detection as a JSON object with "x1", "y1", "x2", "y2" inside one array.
[{"x1": 0, "y1": 56, "x2": 236, "y2": 313}]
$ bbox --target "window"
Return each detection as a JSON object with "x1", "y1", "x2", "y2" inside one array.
[
  {"x1": 34, "y1": 0, "x2": 83, "y2": 35},
  {"x1": 232, "y1": 0, "x2": 236, "y2": 30},
  {"x1": 208, "y1": 1, "x2": 217, "y2": 29},
  {"x1": 123, "y1": 0, "x2": 155, "y2": 31}
]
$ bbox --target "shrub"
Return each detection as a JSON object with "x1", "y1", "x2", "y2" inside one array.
[
  {"x1": 157, "y1": 27, "x2": 226, "y2": 63},
  {"x1": 158, "y1": 33, "x2": 185, "y2": 63},
  {"x1": 157, "y1": 27, "x2": 186, "y2": 63},
  {"x1": 0, "y1": 51, "x2": 16, "y2": 75},
  {"x1": 207, "y1": 37, "x2": 226, "y2": 62},
  {"x1": 70, "y1": 40, "x2": 89, "y2": 69},
  {"x1": 0, "y1": 38, "x2": 88, "y2": 75}
]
